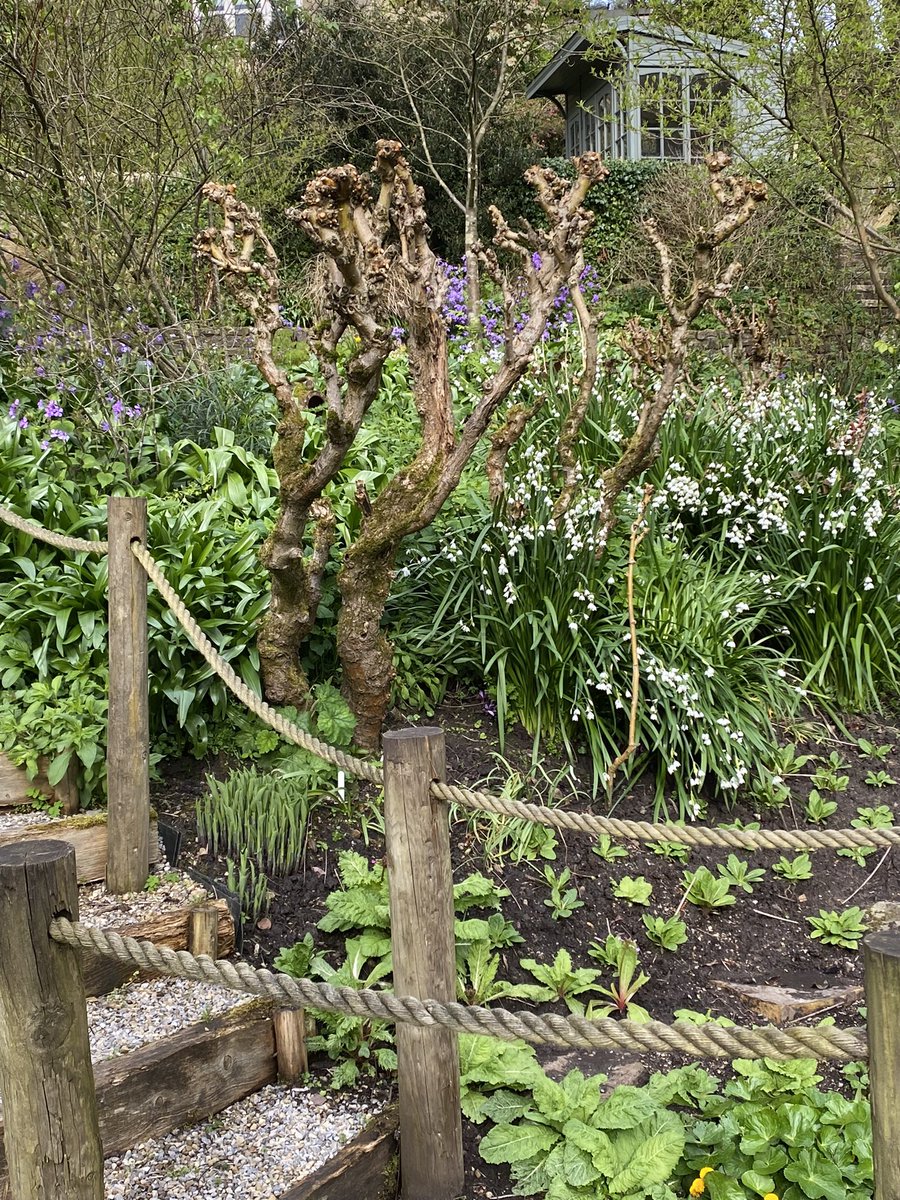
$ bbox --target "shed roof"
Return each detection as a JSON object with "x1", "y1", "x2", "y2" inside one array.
[{"x1": 526, "y1": 6, "x2": 749, "y2": 99}]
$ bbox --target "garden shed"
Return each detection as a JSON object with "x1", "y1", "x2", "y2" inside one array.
[{"x1": 526, "y1": 3, "x2": 749, "y2": 162}]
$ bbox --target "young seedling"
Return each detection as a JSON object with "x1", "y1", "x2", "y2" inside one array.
[
  {"x1": 836, "y1": 845, "x2": 877, "y2": 868},
  {"x1": 612, "y1": 875, "x2": 653, "y2": 906},
  {"x1": 852, "y1": 804, "x2": 895, "y2": 828},
  {"x1": 811, "y1": 751, "x2": 850, "y2": 793},
  {"x1": 682, "y1": 866, "x2": 736, "y2": 909},
  {"x1": 642, "y1": 913, "x2": 688, "y2": 951},
  {"x1": 864, "y1": 770, "x2": 898, "y2": 788},
  {"x1": 717, "y1": 854, "x2": 766, "y2": 894},
  {"x1": 805, "y1": 789, "x2": 838, "y2": 824},
  {"x1": 578, "y1": 938, "x2": 651, "y2": 1021},
  {"x1": 592, "y1": 833, "x2": 628, "y2": 862},
  {"x1": 807, "y1": 907, "x2": 868, "y2": 950},
  {"x1": 857, "y1": 738, "x2": 893, "y2": 762},
  {"x1": 517, "y1": 949, "x2": 605, "y2": 1012},
  {"x1": 649, "y1": 840, "x2": 691, "y2": 862},
  {"x1": 542, "y1": 866, "x2": 583, "y2": 919},
  {"x1": 772, "y1": 852, "x2": 814, "y2": 882}
]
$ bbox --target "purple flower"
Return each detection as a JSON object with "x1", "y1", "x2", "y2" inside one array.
[
  {"x1": 9, "y1": 258, "x2": 20, "y2": 273},
  {"x1": 49, "y1": 428, "x2": 70, "y2": 442},
  {"x1": 391, "y1": 326, "x2": 405, "y2": 342},
  {"x1": 18, "y1": 417, "x2": 28, "y2": 429},
  {"x1": 531, "y1": 251, "x2": 542, "y2": 271},
  {"x1": 54, "y1": 281, "x2": 66, "y2": 295},
  {"x1": 24, "y1": 280, "x2": 39, "y2": 299}
]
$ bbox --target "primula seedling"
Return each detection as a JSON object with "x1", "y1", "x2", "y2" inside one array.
[
  {"x1": 592, "y1": 833, "x2": 628, "y2": 862},
  {"x1": 542, "y1": 865, "x2": 583, "y2": 919},
  {"x1": 650, "y1": 840, "x2": 691, "y2": 861},
  {"x1": 804, "y1": 789, "x2": 838, "y2": 824},
  {"x1": 864, "y1": 770, "x2": 897, "y2": 788},
  {"x1": 642, "y1": 913, "x2": 688, "y2": 951},
  {"x1": 807, "y1": 906, "x2": 868, "y2": 950},
  {"x1": 612, "y1": 874, "x2": 653, "y2": 906},
  {"x1": 837, "y1": 845, "x2": 876, "y2": 868},
  {"x1": 853, "y1": 804, "x2": 895, "y2": 828},
  {"x1": 717, "y1": 854, "x2": 766, "y2": 894},
  {"x1": 772, "y1": 852, "x2": 814, "y2": 882},
  {"x1": 857, "y1": 738, "x2": 893, "y2": 762},
  {"x1": 682, "y1": 866, "x2": 736, "y2": 909}
]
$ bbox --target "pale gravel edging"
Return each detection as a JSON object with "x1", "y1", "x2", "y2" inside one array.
[
  {"x1": 103, "y1": 1082, "x2": 388, "y2": 1200},
  {"x1": 86, "y1": 976, "x2": 250, "y2": 1063}
]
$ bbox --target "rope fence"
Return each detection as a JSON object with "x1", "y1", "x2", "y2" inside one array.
[
  {"x1": 2, "y1": 499, "x2": 900, "y2": 853},
  {"x1": 48, "y1": 917, "x2": 868, "y2": 1062},
  {"x1": 2, "y1": 498, "x2": 900, "y2": 1200}
]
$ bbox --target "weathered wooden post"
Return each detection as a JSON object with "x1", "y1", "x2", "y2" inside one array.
[
  {"x1": 107, "y1": 495, "x2": 150, "y2": 894},
  {"x1": 865, "y1": 930, "x2": 900, "y2": 1200},
  {"x1": 189, "y1": 904, "x2": 221, "y2": 959},
  {"x1": 383, "y1": 727, "x2": 464, "y2": 1200},
  {"x1": 0, "y1": 840, "x2": 103, "y2": 1198},
  {"x1": 273, "y1": 1008, "x2": 309, "y2": 1082}
]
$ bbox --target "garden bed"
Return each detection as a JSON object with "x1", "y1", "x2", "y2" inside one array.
[{"x1": 154, "y1": 692, "x2": 900, "y2": 1199}]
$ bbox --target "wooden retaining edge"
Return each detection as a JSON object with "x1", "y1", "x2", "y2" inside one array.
[
  {"x1": 0, "y1": 811, "x2": 159, "y2": 883},
  {"x1": 0, "y1": 1000, "x2": 277, "y2": 1183},
  {"x1": 0, "y1": 1004, "x2": 396, "y2": 1200},
  {"x1": 278, "y1": 1104, "x2": 400, "y2": 1200},
  {"x1": 0, "y1": 751, "x2": 79, "y2": 813},
  {"x1": 80, "y1": 898, "x2": 236, "y2": 996}
]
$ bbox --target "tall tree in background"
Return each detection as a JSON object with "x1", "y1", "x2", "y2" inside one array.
[
  {"x1": 646, "y1": 0, "x2": 899, "y2": 320},
  {"x1": 281, "y1": 0, "x2": 579, "y2": 314},
  {"x1": 0, "y1": 0, "x2": 328, "y2": 325}
]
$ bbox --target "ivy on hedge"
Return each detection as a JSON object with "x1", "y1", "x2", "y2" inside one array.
[{"x1": 541, "y1": 157, "x2": 664, "y2": 261}]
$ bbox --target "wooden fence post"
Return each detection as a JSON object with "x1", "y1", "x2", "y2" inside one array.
[
  {"x1": 383, "y1": 727, "x2": 464, "y2": 1200},
  {"x1": 0, "y1": 840, "x2": 103, "y2": 1199},
  {"x1": 865, "y1": 930, "x2": 900, "y2": 1200},
  {"x1": 107, "y1": 495, "x2": 149, "y2": 894}
]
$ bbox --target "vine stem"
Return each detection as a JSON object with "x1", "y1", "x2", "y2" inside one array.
[{"x1": 606, "y1": 485, "x2": 655, "y2": 799}]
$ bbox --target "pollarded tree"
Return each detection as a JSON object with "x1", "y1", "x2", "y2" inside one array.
[{"x1": 197, "y1": 144, "x2": 765, "y2": 747}]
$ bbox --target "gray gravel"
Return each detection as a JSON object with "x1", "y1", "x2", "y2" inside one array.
[
  {"x1": 104, "y1": 1083, "x2": 387, "y2": 1199},
  {"x1": 79, "y1": 868, "x2": 212, "y2": 928},
  {"x1": 0, "y1": 807, "x2": 63, "y2": 830},
  {"x1": 87, "y1": 977, "x2": 249, "y2": 1062}
]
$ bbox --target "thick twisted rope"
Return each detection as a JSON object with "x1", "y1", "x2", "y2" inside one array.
[
  {"x1": 3, "y1": 502, "x2": 893, "y2": 855},
  {"x1": 434, "y1": 782, "x2": 900, "y2": 851},
  {"x1": 131, "y1": 542, "x2": 383, "y2": 784},
  {"x1": 0, "y1": 503, "x2": 108, "y2": 554},
  {"x1": 50, "y1": 919, "x2": 866, "y2": 1060}
]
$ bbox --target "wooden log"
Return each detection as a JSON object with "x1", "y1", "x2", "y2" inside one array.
[
  {"x1": 382, "y1": 728, "x2": 463, "y2": 1200},
  {"x1": 0, "y1": 1001, "x2": 276, "y2": 1180},
  {"x1": 864, "y1": 931, "x2": 900, "y2": 1200},
  {"x1": 0, "y1": 752, "x2": 79, "y2": 813},
  {"x1": 189, "y1": 904, "x2": 221, "y2": 958},
  {"x1": 0, "y1": 812, "x2": 159, "y2": 885},
  {"x1": 106, "y1": 495, "x2": 150, "y2": 894},
  {"x1": 274, "y1": 1008, "x2": 308, "y2": 1082},
  {"x1": 0, "y1": 840, "x2": 103, "y2": 1199},
  {"x1": 278, "y1": 1105, "x2": 399, "y2": 1200},
  {"x1": 80, "y1": 899, "x2": 235, "y2": 996}
]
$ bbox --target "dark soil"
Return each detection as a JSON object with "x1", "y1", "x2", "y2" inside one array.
[{"x1": 154, "y1": 692, "x2": 900, "y2": 1200}]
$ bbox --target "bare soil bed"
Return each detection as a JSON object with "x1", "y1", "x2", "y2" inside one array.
[{"x1": 154, "y1": 691, "x2": 900, "y2": 1199}]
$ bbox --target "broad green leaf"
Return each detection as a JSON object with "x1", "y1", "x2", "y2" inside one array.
[
  {"x1": 479, "y1": 1122, "x2": 558, "y2": 1165},
  {"x1": 594, "y1": 1086, "x2": 658, "y2": 1130}
]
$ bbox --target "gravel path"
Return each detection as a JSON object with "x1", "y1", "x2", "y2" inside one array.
[
  {"x1": 79, "y1": 868, "x2": 212, "y2": 927},
  {"x1": 104, "y1": 1082, "x2": 388, "y2": 1199},
  {"x1": 0, "y1": 807, "x2": 60, "y2": 830},
  {"x1": 86, "y1": 977, "x2": 249, "y2": 1062}
]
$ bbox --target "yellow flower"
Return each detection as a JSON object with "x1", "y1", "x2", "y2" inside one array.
[
  {"x1": 689, "y1": 1169, "x2": 714, "y2": 1196},
  {"x1": 763, "y1": 1194, "x2": 779, "y2": 1200}
]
